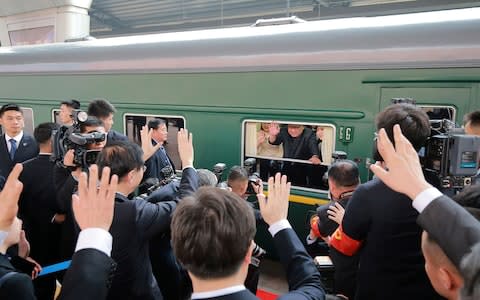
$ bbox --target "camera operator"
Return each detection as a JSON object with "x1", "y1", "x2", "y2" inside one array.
[
  {"x1": 226, "y1": 165, "x2": 265, "y2": 295},
  {"x1": 329, "y1": 103, "x2": 442, "y2": 299},
  {"x1": 53, "y1": 116, "x2": 107, "y2": 261}
]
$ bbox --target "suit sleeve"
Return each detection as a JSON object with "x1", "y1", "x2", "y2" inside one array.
[
  {"x1": 275, "y1": 228, "x2": 325, "y2": 300},
  {"x1": 330, "y1": 184, "x2": 370, "y2": 256},
  {"x1": 137, "y1": 167, "x2": 199, "y2": 240},
  {"x1": 59, "y1": 249, "x2": 116, "y2": 300},
  {"x1": 54, "y1": 165, "x2": 76, "y2": 213},
  {"x1": 417, "y1": 195, "x2": 480, "y2": 267}
]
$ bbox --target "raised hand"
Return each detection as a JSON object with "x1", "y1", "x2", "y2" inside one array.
[
  {"x1": 257, "y1": 173, "x2": 291, "y2": 225},
  {"x1": 140, "y1": 125, "x2": 161, "y2": 161},
  {"x1": 268, "y1": 122, "x2": 280, "y2": 137},
  {"x1": 72, "y1": 165, "x2": 118, "y2": 231},
  {"x1": 369, "y1": 124, "x2": 431, "y2": 200},
  {"x1": 178, "y1": 128, "x2": 194, "y2": 167},
  {"x1": 327, "y1": 202, "x2": 345, "y2": 225},
  {"x1": 0, "y1": 164, "x2": 23, "y2": 230}
]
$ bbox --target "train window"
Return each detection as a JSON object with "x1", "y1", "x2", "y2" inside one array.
[
  {"x1": 419, "y1": 105, "x2": 456, "y2": 122},
  {"x1": 124, "y1": 114, "x2": 185, "y2": 170},
  {"x1": 243, "y1": 120, "x2": 335, "y2": 191},
  {"x1": 0, "y1": 107, "x2": 35, "y2": 136},
  {"x1": 52, "y1": 109, "x2": 61, "y2": 124}
]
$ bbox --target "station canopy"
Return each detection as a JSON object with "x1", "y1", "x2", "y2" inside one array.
[{"x1": 89, "y1": 0, "x2": 480, "y2": 37}]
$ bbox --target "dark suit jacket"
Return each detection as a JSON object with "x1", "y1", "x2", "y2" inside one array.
[
  {"x1": 0, "y1": 133, "x2": 39, "y2": 177},
  {"x1": 59, "y1": 249, "x2": 116, "y2": 300},
  {"x1": 0, "y1": 175, "x2": 4, "y2": 190},
  {"x1": 197, "y1": 228, "x2": 325, "y2": 300},
  {"x1": 106, "y1": 130, "x2": 128, "y2": 146},
  {"x1": 143, "y1": 140, "x2": 175, "y2": 182},
  {"x1": 339, "y1": 178, "x2": 440, "y2": 299},
  {"x1": 19, "y1": 154, "x2": 63, "y2": 269},
  {"x1": 53, "y1": 165, "x2": 79, "y2": 260},
  {"x1": 107, "y1": 167, "x2": 198, "y2": 300},
  {"x1": 417, "y1": 195, "x2": 480, "y2": 267},
  {"x1": 0, "y1": 254, "x2": 36, "y2": 300}
]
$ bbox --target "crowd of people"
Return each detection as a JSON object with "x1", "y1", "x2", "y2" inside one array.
[{"x1": 0, "y1": 99, "x2": 479, "y2": 300}]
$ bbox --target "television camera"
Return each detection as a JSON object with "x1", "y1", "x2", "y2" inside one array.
[
  {"x1": 51, "y1": 110, "x2": 106, "y2": 170},
  {"x1": 422, "y1": 119, "x2": 480, "y2": 191}
]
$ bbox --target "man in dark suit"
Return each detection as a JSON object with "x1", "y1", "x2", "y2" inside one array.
[
  {"x1": 0, "y1": 103, "x2": 39, "y2": 178},
  {"x1": 95, "y1": 129, "x2": 197, "y2": 300},
  {"x1": 330, "y1": 104, "x2": 441, "y2": 300},
  {"x1": 370, "y1": 124, "x2": 480, "y2": 300},
  {"x1": 19, "y1": 122, "x2": 64, "y2": 299},
  {"x1": 54, "y1": 117, "x2": 107, "y2": 262},
  {"x1": 268, "y1": 123, "x2": 321, "y2": 186},
  {"x1": 171, "y1": 173, "x2": 325, "y2": 300},
  {"x1": 0, "y1": 163, "x2": 118, "y2": 300},
  {"x1": 143, "y1": 118, "x2": 175, "y2": 183},
  {"x1": 87, "y1": 99, "x2": 128, "y2": 145},
  {"x1": 140, "y1": 119, "x2": 183, "y2": 299}
]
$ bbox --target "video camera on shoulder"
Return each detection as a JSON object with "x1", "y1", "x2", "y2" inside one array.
[
  {"x1": 385, "y1": 98, "x2": 480, "y2": 192},
  {"x1": 422, "y1": 119, "x2": 480, "y2": 191},
  {"x1": 51, "y1": 110, "x2": 105, "y2": 170}
]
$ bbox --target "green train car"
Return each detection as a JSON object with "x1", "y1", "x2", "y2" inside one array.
[{"x1": 1, "y1": 7, "x2": 480, "y2": 248}]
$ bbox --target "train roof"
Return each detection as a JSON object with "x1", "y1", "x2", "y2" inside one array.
[{"x1": 1, "y1": 7, "x2": 480, "y2": 74}]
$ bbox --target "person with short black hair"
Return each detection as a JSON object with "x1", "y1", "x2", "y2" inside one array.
[
  {"x1": 172, "y1": 173, "x2": 325, "y2": 300},
  {"x1": 143, "y1": 118, "x2": 175, "y2": 184},
  {"x1": 0, "y1": 103, "x2": 39, "y2": 179},
  {"x1": 370, "y1": 124, "x2": 480, "y2": 300},
  {"x1": 87, "y1": 99, "x2": 128, "y2": 144},
  {"x1": 19, "y1": 122, "x2": 63, "y2": 299},
  {"x1": 308, "y1": 160, "x2": 360, "y2": 299},
  {"x1": 227, "y1": 166, "x2": 249, "y2": 198},
  {"x1": 422, "y1": 231, "x2": 463, "y2": 300},
  {"x1": 96, "y1": 129, "x2": 197, "y2": 300},
  {"x1": 330, "y1": 104, "x2": 441, "y2": 299},
  {"x1": 59, "y1": 99, "x2": 81, "y2": 126},
  {"x1": 54, "y1": 116, "x2": 107, "y2": 262},
  {"x1": 268, "y1": 123, "x2": 321, "y2": 186}
]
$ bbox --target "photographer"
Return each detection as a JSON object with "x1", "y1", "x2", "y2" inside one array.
[
  {"x1": 54, "y1": 116, "x2": 107, "y2": 261},
  {"x1": 226, "y1": 165, "x2": 265, "y2": 295}
]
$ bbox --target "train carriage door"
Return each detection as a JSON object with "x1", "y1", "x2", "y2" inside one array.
[{"x1": 379, "y1": 87, "x2": 473, "y2": 125}]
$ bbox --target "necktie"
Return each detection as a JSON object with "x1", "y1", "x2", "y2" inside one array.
[
  {"x1": 9, "y1": 139, "x2": 17, "y2": 160},
  {"x1": 160, "y1": 146, "x2": 170, "y2": 166}
]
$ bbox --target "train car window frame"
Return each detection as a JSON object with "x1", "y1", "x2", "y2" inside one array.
[
  {"x1": 419, "y1": 105, "x2": 456, "y2": 123},
  {"x1": 0, "y1": 106, "x2": 35, "y2": 136},
  {"x1": 52, "y1": 108, "x2": 60, "y2": 124},
  {"x1": 242, "y1": 119, "x2": 336, "y2": 192},
  {"x1": 124, "y1": 113, "x2": 186, "y2": 171}
]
